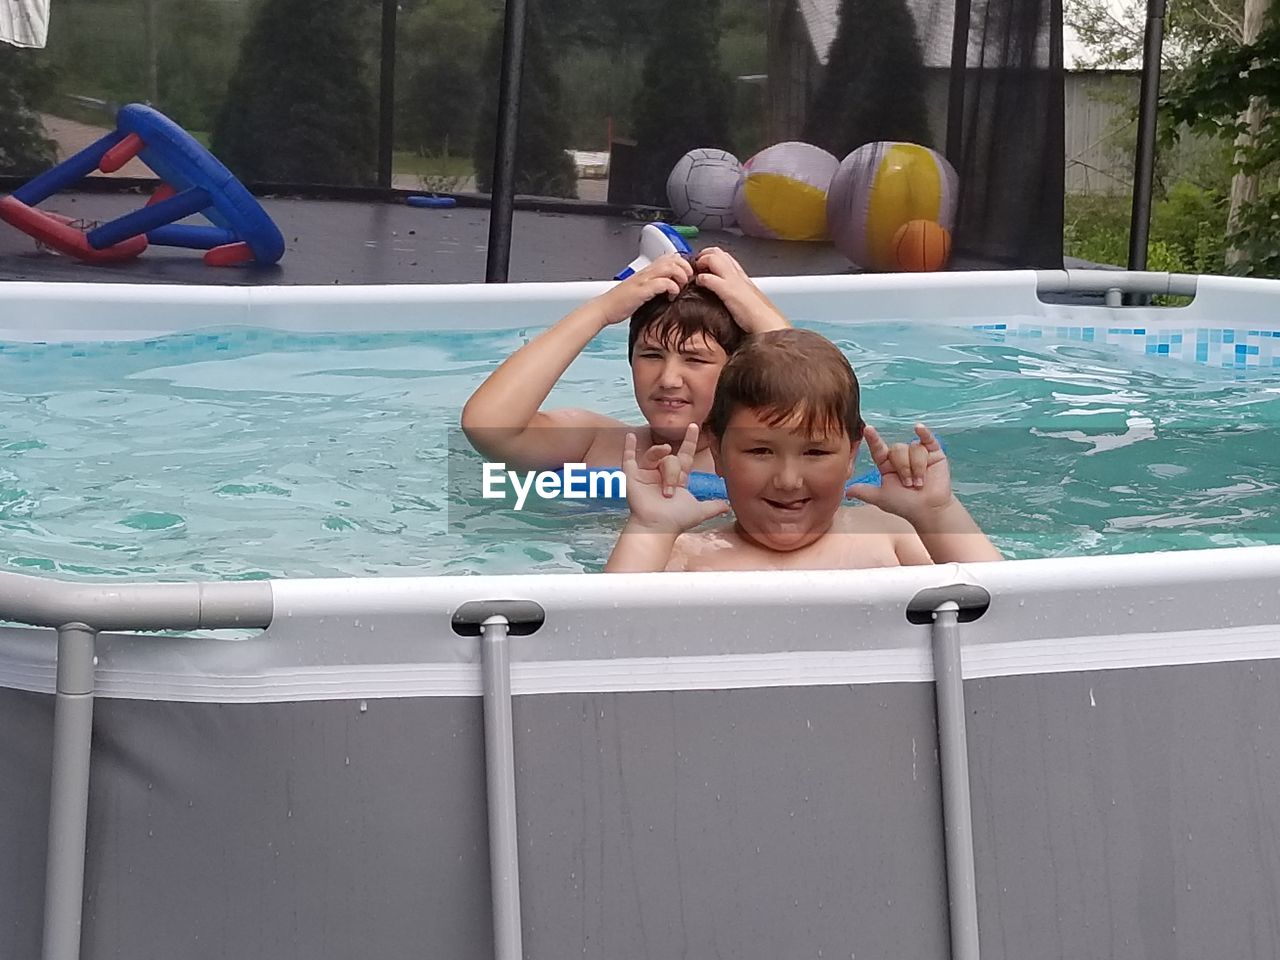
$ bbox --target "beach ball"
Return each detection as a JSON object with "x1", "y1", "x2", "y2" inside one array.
[
  {"x1": 828, "y1": 142, "x2": 958, "y2": 271},
  {"x1": 732, "y1": 141, "x2": 839, "y2": 242},
  {"x1": 667, "y1": 148, "x2": 743, "y2": 231},
  {"x1": 891, "y1": 219, "x2": 952, "y2": 271}
]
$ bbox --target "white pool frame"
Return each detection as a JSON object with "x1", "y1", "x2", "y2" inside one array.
[{"x1": 3, "y1": 269, "x2": 1280, "y2": 960}]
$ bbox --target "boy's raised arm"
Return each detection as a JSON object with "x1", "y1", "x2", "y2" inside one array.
[
  {"x1": 461, "y1": 256, "x2": 693, "y2": 471},
  {"x1": 693, "y1": 247, "x2": 791, "y2": 334},
  {"x1": 847, "y1": 423, "x2": 1003, "y2": 564},
  {"x1": 905, "y1": 499, "x2": 1003, "y2": 564},
  {"x1": 605, "y1": 426, "x2": 729, "y2": 573}
]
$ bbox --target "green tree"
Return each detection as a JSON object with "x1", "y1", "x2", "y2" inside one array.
[
  {"x1": 396, "y1": 0, "x2": 498, "y2": 158},
  {"x1": 1162, "y1": 4, "x2": 1280, "y2": 276},
  {"x1": 628, "y1": 0, "x2": 733, "y2": 204},
  {"x1": 0, "y1": 46, "x2": 56, "y2": 176},
  {"x1": 473, "y1": 2, "x2": 577, "y2": 198},
  {"x1": 802, "y1": 0, "x2": 931, "y2": 157},
  {"x1": 155, "y1": 0, "x2": 252, "y2": 132},
  {"x1": 1066, "y1": 0, "x2": 1278, "y2": 272},
  {"x1": 210, "y1": 0, "x2": 378, "y2": 186},
  {"x1": 1065, "y1": 0, "x2": 1246, "y2": 70}
]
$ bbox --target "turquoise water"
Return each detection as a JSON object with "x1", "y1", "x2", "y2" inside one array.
[{"x1": 1, "y1": 322, "x2": 1278, "y2": 581}]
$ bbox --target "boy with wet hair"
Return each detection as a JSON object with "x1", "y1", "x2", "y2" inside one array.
[
  {"x1": 461, "y1": 248, "x2": 790, "y2": 473},
  {"x1": 605, "y1": 328, "x2": 1002, "y2": 572}
]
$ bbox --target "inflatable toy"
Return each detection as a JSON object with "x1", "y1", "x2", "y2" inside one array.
[
  {"x1": 407, "y1": 195, "x2": 456, "y2": 209},
  {"x1": 615, "y1": 222, "x2": 692, "y2": 281},
  {"x1": 0, "y1": 103, "x2": 284, "y2": 266},
  {"x1": 891, "y1": 219, "x2": 952, "y2": 272},
  {"x1": 827, "y1": 141, "x2": 958, "y2": 272},
  {"x1": 732, "y1": 142, "x2": 838, "y2": 242},
  {"x1": 555, "y1": 467, "x2": 883, "y2": 504},
  {"x1": 666, "y1": 148, "x2": 743, "y2": 231}
]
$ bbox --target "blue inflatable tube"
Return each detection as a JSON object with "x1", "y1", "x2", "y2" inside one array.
[
  {"x1": 555, "y1": 466, "x2": 882, "y2": 503},
  {"x1": 407, "y1": 195, "x2": 457, "y2": 208}
]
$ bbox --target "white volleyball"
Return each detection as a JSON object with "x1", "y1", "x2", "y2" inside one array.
[{"x1": 666, "y1": 148, "x2": 743, "y2": 231}]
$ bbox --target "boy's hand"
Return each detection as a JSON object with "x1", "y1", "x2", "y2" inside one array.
[
  {"x1": 621, "y1": 424, "x2": 729, "y2": 533},
  {"x1": 847, "y1": 424, "x2": 955, "y2": 522},
  {"x1": 594, "y1": 254, "x2": 694, "y2": 328},
  {"x1": 693, "y1": 247, "x2": 790, "y2": 333}
]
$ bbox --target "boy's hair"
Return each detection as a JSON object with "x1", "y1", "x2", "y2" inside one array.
[
  {"x1": 628, "y1": 278, "x2": 744, "y2": 361},
  {"x1": 708, "y1": 329, "x2": 864, "y2": 441}
]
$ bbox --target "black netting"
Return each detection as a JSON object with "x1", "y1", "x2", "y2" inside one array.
[
  {"x1": 604, "y1": 0, "x2": 1065, "y2": 269},
  {"x1": 945, "y1": 0, "x2": 1066, "y2": 266},
  {"x1": 2, "y1": 0, "x2": 1064, "y2": 270}
]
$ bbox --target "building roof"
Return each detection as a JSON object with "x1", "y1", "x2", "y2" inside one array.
[
  {"x1": 793, "y1": 0, "x2": 1064, "y2": 69},
  {"x1": 796, "y1": 0, "x2": 840, "y2": 66}
]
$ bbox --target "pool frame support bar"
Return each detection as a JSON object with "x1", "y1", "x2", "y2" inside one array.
[
  {"x1": 931, "y1": 602, "x2": 981, "y2": 960},
  {"x1": 0, "y1": 571, "x2": 276, "y2": 960},
  {"x1": 481, "y1": 614, "x2": 523, "y2": 960},
  {"x1": 451, "y1": 599, "x2": 545, "y2": 959},
  {"x1": 909, "y1": 584, "x2": 990, "y2": 960},
  {"x1": 42, "y1": 623, "x2": 97, "y2": 960}
]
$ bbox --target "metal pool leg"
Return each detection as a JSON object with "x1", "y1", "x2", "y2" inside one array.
[
  {"x1": 42, "y1": 622, "x2": 98, "y2": 960},
  {"x1": 452, "y1": 600, "x2": 545, "y2": 960},
  {"x1": 908, "y1": 585, "x2": 991, "y2": 960},
  {"x1": 481, "y1": 614, "x2": 522, "y2": 960}
]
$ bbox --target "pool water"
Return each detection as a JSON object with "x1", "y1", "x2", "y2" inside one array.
[{"x1": 1, "y1": 322, "x2": 1278, "y2": 580}]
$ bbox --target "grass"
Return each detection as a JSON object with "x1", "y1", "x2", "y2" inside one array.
[
  {"x1": 392, "y1": 150, "x2": 473, "y2": 189},
  {"x1": 1064, "y1": 186, "x2": 1228, "y2": 275}
]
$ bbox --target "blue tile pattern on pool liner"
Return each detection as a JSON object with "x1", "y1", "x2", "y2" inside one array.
[{"x1": 970, "y1": 323, "x2": 1280, "y2": 368}]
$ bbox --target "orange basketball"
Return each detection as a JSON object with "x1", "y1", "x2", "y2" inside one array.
[{"x1": 890, "y1": 219, "x2": 952, "y2": 272}]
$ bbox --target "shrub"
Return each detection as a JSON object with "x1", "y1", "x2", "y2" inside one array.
[
  {"x1": 473, "y1": 1, "x2": 577, "y2": 198},
  {"x1": 211, "y1": 0, "x2": 378, "y2": 186},
  {"x1": 0, "y1": 46, "x2": 56, "y2": 176}
]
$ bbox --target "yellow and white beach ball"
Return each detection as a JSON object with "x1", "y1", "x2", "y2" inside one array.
[
  {"x1": 732, "y1": 142, "x2": 839, "y2": 242},
  {"x1": 827, "y1": 142, "x2": 959, "y2": 271}
]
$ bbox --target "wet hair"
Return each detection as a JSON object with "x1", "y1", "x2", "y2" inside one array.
[
  {"x1": 627, "y1": 275, "x2": 744, "y2": 361},
  {"x1": 707, "y1": 329, "x2": 864, "y2": 441}
]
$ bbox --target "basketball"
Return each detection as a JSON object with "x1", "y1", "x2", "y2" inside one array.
[
  {"x1": 826, "y1": 141, "x2": 958, "y2": 270},
  {"x1": 890, "y1": 219, "x2": 952, "y2": 272}
]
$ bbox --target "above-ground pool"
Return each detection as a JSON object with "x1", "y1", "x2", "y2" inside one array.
[
  {"x1": 4, "y1": 269, "x2": 1280, "y2": 960},
  {"x1": 1, "y1": 272, "x2": 1279, "y2": 579}
]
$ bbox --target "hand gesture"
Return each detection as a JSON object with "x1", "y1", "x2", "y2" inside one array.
[
  {"x1": 595, "y1": 253, "x2": 694, "y2": 327},
  {"x1": 847, "y1": 424, "x2": 954, "y2": 521},
  {"x1": 621, "y1": 424, "x2": 729, "y2": 533},
  {"x1": 693, "y1": 247, "x2": 790, "y2": 333}
]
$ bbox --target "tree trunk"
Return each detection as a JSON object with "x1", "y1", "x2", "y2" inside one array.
[{"x1": 1225, "y1": 0, "x2": 1272, "y2": 267}]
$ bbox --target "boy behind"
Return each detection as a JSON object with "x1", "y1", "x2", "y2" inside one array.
[
  {"x1": 605, "y1": 329, "x2": 1003, "y2": 572},
  {"x1": 461, "y1": 249, "x2": 789, "y2": 474}
]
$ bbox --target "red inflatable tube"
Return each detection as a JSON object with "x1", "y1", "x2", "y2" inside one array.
[{"x1": 0, "y1": 195, "x2": 148, "y2": 263}]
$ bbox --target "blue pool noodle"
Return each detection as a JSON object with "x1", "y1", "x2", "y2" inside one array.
[{"x1": 556, "y1": 467, "x2": 882, "y2": 503}]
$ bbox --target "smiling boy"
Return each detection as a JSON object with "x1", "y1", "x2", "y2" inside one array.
[
  {"x1": 604, "y1": 328, "x2": 1003, "y2": 572},
  {"x1": 460, "y1": 248, "x2": 789, "y2": 474}
]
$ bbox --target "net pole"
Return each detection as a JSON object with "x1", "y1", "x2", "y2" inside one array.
[
  {"x1": 1127, "y1": 0, "x2": 1167, "y2": 273},
  {"x1": 485, "y1": 0, "x2": 529, "y2": 283}
]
